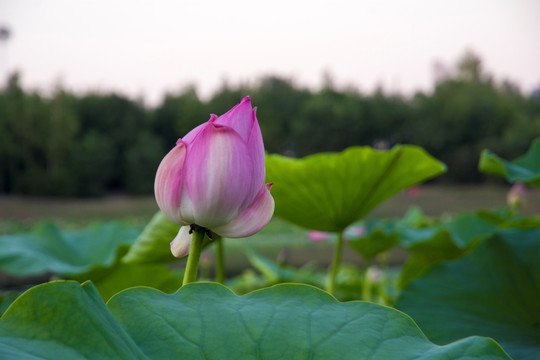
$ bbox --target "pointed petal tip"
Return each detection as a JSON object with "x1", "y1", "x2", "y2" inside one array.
[
  {"x1": 209, "y1": 114, "x2": 218, "y2": 122},
  {"x1": 233, "y1": 96, "x2": 253, "y2": 112}
]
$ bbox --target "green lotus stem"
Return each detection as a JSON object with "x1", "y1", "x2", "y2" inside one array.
[
  {"x1": 327, "y1": 230, "x2": 344, "y2": 295},
  {"x1": 215, "y1": 235, "x2": 225, "y2": 284},
  {"x1": 182, "y1": 226, "x2": 206, "y2": 285}
]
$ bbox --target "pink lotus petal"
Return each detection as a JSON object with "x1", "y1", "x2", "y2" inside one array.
[
  {"x1": 170, "y1": 226, "x2": 193, "y2": 258},
  {"x1": 154, "y1": 142, "x2": 187, "y2": 225},
  {"x1": 177, "y1": 179, "x2": 196, "y2": 225},
  {"x1": 184, "y1": 122, "x2": 254, "y2": 228},
  {"x1": 213, "y1": 183, "x2": 275, "y2": 238},
  {"x1": 244, "y1": 107, "x2": 266, "y2": 206}
]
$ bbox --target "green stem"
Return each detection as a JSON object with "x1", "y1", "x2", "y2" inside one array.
[
  {"x1": 327, "y1": 230, "x2": 344, "y2": 295},
  {"x1": 215, "y1": 235, "x2": 225, "y2": 284},
  {"x1": 182, "y1": 226, "x2": 206, "y2": 286}
]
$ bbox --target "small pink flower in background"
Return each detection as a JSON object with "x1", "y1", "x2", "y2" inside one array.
[
  {"x1": 308, "y1": 225, "x2": 365, "y2": 243},
  {"x1": 507, "y1": 182, "x2": 526, "y2": 209},
  {"x1": 407, "y1": 185, "x2": 421, "y2": 200},
  {"x1": 308, "y1": 231, "x2": 331, "y2": 243},
  {"x1": 366, "y1": 266, "x2": 383, "y2": 284},
  {"x1": 155, "y1": 96, "x2": 275, "y2": 258},
  {"x1": 345, "y1": 226, "x2": 365, "y2": 239}
]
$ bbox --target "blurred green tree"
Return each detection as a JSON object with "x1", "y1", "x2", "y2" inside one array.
[{"x1": 1, "y1": 51, "x2": 539, "y2": 195}]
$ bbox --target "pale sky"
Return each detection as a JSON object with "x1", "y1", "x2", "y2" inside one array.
[{"x1": 1, "y1": 0, "x2": 539, "y2": 105}]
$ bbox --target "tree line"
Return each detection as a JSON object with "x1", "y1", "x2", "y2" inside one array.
[{"x1": 1, "y1": 52, "x2": 539, "y2": 196}]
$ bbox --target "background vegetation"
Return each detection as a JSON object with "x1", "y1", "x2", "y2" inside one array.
[{"x1": 2, "y1": 51, "x2": 539, "y2": 196}]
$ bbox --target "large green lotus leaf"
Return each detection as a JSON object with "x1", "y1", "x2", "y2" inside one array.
[
  {"x1": 0, "y1": 281, "x2": 509, "y2": 359},
  {"x1": 445, "y1": 212, "x2": 500, "y2": 248},
  {"x1": 0, "y1": 281, "x2": 146, "y2": 359},
  {"x1": 396, "y1": 229, "x2": 540, "y2": 360},
  {"x1": 122, "y1": 211, "x2": 180, "y2": 264},
  {"x1": 398, "y1": 229, "x2": 461, "y2": 288},
  {"x1": 0, "y1": 222, "x2": 139, "y2": 276},
  {"x1": 479, "y1": 137, "x2": 540, "y2": 186},
  {"x1": 266, "y1": 145, "x2": 446, "y2": 232},
  {"x1": 399, "y1": 211, "x2": 506, "y2": 287}
]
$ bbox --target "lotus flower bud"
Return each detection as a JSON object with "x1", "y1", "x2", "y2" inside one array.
[
  {"x1": 155, "y1": 97, "x2": 275, "y2": 257},
  {"x1": 507, "y1": 182, "x2": 526, "y2": 210}
]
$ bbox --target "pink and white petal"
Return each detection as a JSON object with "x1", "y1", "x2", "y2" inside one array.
[
  {"x1": 184, "y1": 123, "x2": 253, "y2": 228},
  {"x1": 154, "y1": 142, "x2": 187, "y2": 225},
  {"x1": 177, "y1": 180, "x2": 196, "y2": 225},
  {"x1": 245, "y1": 107, "x2": 266, "y2": 204},
  {"x1": 213, "y1": 96, "x2": 253, "y2": 142},
  {"x1": 170, "y1": 226, "x2": 193, "y2": 258},
  {"x1": 213, "y1": 184, "x2": 274, "y2": 238}
]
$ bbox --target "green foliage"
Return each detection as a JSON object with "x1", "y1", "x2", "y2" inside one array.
[
  {"x1": 0, "y1": 291, "x2": 20, "y2": 316},
  {"x1": 290, "y1": 88, "x2": 410, "y2": 156},
  {"x1": 240, "y1": 250, "x2": 402, "y2": 304},
  {"x1": 72, "y1": 263, "x2": 181, "y2": 302},
  {"x1": 2, "y1": 51, "x2": 540, "y2": 196},
  {"x1": 0, "y1": 281, "x2": 510, "y2": 359},
  {"x1": 0, "y1": 218, "x2": 183, "y2": 304},
  {"x1": 0, "y1": 218, "x2": 187, "y2": 305},
  {"x1": 251, "y1": 76, "x2": 310, "y2": 154},
  {"x1": 266, "y1": 145, "x2": 445, "y2": 231},
  {"x1": 479, "y1": 137, "x2": 540, "y2": 186},
  {"x1": 152, "y1": 86, "x2": 208, "y2": 146},
  {"x1": 348, "y1": 206, "x2": 428, "y2": 258},
  {"x1": 396, "y1": 228, "x2": 540, "y2": 360},
  {"x1": 243, "y1": 250, "x2": 323, "y2": 288},
  {"x1": 69, "y1": 130, "x2": 117, "y2": 196},
  {"x1": 122, "y1": 211, "x2": 214, "y2": 263},
  {"x1": 0, "y1": 222, "x2": 139, "y2": 276},
  {"x1": 347, "y1": 219, "x2": 398, "y2": 258},
  {"x1": 1, "y1": 51, "x2": 539, "y2": 358},
  {"x1": 123, "y1": 132, "x2": 165, "y2": 194},
  {"x1": 0, "y1": 75, "x2": 80, "y2": 195},
  {"x1": 122, "y1": 211, "x2": 180, "y2": 264},
  {"x1": 348, "y1": 207, "x2": 524, "y2": 286},
  {"x1": 398, "y1": 211, "x2": 501, "y2": 286}
]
